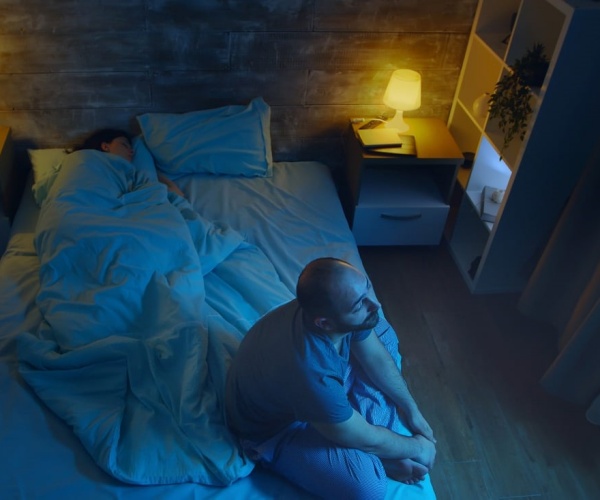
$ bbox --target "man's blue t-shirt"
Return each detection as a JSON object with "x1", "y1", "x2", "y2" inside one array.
[{"x1": 226, "y1": 299, "x2": 371, "y2": 442}]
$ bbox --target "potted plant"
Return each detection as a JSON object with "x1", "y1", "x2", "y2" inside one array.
[{"x1": 488, "y1": 43, "x2": 549, "y2": 156}]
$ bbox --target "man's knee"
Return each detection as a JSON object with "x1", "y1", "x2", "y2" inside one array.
[
  {"x1": 268, "y1": 438, "x2": 388, "y2": 499},
  {"x1": 324, "y1": 449, "x2": 388, "y2": 500},
  {"x1": 345, "y1": 470, "x2": 387, "y2": 500},
  {"x1": 300, "y1": 464, "x2": 387, "y2": 500}
]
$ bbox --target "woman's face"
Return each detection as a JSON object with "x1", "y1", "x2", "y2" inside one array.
[{"x1": 102, "y1": 136, "x2": 133, "y2": 162}]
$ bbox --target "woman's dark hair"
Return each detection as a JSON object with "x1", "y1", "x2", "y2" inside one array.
[{"x1": 71, "y1": 128, "x2": 130, "y2": 152}]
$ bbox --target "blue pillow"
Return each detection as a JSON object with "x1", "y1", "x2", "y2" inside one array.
[{"x1": 137, "y1": 97, "x2": 273, "y2": 178}]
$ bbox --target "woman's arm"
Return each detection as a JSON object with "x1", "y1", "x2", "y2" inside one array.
[{"x1": 157, "y1": 173, "x2": 185, "y2": 198}]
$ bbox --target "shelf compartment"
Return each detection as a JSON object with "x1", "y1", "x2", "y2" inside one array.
[
  {"x1": 484, "y1": 119, "x2": 524, "y2": 169},
  {"x1": 475, "y1": 0, "x2": 522, "y2": 60},
  {"x1": 457, "y1": 36, "x2": 504, "y2": 129},
  {"x1": 465, "y1": 136, "x2": 512, "y2": 194},
  {"x1": 448, "y1": 194, "x2": 491, "y2": 288},
  {"x1": 483, "y1": 64, "x2": 537, "y2": 170},
  {"x1": 506, "y1": 0, "x2": 565, "y2": 70},
  {"x1": 448, "y1": 102, "x2": 481, "y2": 158}
]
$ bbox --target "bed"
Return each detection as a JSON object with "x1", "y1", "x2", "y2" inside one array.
[{"x1": 0, "y1": 98, "x2": 436, "y2": 499}]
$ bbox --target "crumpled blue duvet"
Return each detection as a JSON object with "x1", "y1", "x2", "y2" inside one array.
[{"x1": 17, "y1": 150, "x2": 292, "y2": 486}]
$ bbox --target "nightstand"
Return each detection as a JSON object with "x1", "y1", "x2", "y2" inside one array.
[{"x1": 344, "y1": 118, "x2": 463, "y2": 245}]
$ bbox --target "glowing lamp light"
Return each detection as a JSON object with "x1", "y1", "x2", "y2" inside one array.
[{"x1": 383, "y1": 69, "x2": 421, "y2": 132}]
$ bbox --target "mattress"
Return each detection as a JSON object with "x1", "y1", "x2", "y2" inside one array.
[{"x1": 0, "y1": 161, "x2": 435, "y2": 499}]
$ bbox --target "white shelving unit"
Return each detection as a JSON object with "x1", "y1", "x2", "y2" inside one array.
[{"x1": 447, "y1": 0, "x2": 600, "y2": 293}]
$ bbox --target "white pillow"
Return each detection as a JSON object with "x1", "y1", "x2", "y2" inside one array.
[
  {"x1": 137, "y1": 97, "x2": 273, "y2": 178},
  {"x1": 28, "y1": 148, "x2": 68, "y2": 206}
]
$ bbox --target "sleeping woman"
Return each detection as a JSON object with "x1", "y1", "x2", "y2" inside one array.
[
  {"x1": 19, "y1": 123, "x2": 260, "y2": 487},
  {"x1": 72, "y1": 128, "x2": 185, "y2": 198}
]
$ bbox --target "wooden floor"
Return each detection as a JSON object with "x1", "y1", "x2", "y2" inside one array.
[{"x1": 359, "y1": 244, "x2": 600, "y2": 500}]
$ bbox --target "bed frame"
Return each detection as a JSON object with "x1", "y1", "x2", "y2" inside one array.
[
  {"x1": 0, "y1": 126, "x2": 29, "y2": 225},
  {"x1": 0, "y1": 126, "x2": 16, "y2": 252}
]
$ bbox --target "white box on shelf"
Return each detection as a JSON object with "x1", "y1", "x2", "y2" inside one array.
[{"x1": 480, "y1": 185, "x2": 503, "y2": 223}]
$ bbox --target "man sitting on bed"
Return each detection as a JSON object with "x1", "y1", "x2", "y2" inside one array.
[{"x1": 226, "y1": 257, "x2": 436, "y2": 499}]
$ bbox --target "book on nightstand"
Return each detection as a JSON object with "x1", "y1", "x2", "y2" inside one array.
[
  {"x1": 356, "y1": 129, "x2": 416, "y2": 155},
  {"x1": 481, "y1": 186, "x2": 503, "y2": 223}
]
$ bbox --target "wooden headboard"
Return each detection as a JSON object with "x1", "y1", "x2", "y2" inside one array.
[{"x1": 0, "y1": 126, "x2": 23, "y2": 225}]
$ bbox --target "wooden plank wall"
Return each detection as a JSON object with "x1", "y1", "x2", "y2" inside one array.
[{"x1": 0, "y1": 0, "x2": 476, "y2": 169}]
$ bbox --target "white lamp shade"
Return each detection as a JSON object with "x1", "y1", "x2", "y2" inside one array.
[{"x1": 383, "y1": 69, "x2": 421, "y2": 111}]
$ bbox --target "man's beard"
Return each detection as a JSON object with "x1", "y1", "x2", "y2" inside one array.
[{"x1": 334, "y1": 309, "x2": 380, "y2": 333}]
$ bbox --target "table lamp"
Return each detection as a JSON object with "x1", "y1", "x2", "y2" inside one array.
[{"x1": 383, "y1": 69, "x2": 421, "y2": 132}]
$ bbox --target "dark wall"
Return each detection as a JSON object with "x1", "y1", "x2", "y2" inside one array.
[{"x1": 0, "y1": 0, "x2": 476, "y2": 167}]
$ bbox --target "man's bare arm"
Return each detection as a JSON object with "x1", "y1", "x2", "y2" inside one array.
[
  {"x1": 351, "y1": 331, "x2": 435, "y2": 442},
  {"x1": 312, "y1": 410, "x2": 435, "y2": 468}
]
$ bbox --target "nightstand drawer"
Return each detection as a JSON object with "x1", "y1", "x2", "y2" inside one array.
[
  {"x1": 353, "y1": 204, "x2": 449, "y2": 245},
  {"x1": 353, "y1": 169, "x2": 449, "y2": 245}
]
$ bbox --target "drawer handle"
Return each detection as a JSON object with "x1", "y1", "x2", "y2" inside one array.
[{"x1": 380, "y1": 213, "x2": 422, "y2": 221}]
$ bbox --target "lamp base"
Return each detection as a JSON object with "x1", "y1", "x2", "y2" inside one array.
[{"x1": 385, "y1": 111, "x2": 409, "y2": 132}]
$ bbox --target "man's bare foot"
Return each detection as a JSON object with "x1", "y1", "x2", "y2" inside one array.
[{"x1": 381, "y1": 458, "x2": 428, "y2": 485}]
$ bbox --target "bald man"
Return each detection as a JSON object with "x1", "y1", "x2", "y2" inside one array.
[{"x1": 226, "y1": 258, "x2": 435, "y2": 499}]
